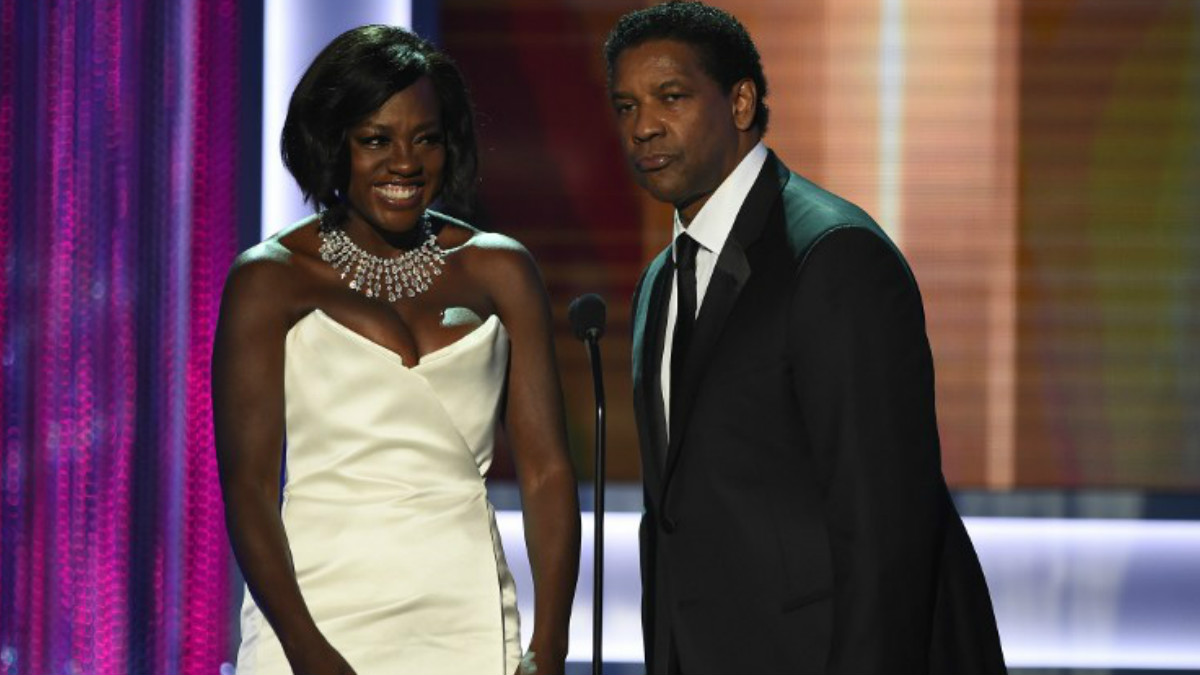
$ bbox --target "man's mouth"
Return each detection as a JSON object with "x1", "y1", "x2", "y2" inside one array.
[{"x1": 635, "y1": 154, "x2": 674, "y2": 172}]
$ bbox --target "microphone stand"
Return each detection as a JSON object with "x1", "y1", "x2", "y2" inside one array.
[{"x1": 583, "y1": 328, "x2": 606, "y2": 675}]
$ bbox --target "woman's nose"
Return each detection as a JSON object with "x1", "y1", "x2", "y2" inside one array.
[{"x1": 386, "y1": 143, "x2": 419, "y2": 175}]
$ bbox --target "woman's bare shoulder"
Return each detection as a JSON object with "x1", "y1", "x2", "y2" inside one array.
[
  {"x1": 429, "y1": 211, "x2": 534, "y2": 280},
  {"x1": 222, "y1": 215, "x2": 321, "y2": 312},
  {"x1": 461, "y1": 229, "x2": 540, "y2": 288}
]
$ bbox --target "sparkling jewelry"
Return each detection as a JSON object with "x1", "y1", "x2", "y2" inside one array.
[
  {"x1": 518, "y1": 651, "x2": 538, "y2": 675},
  {"x1": 318, "y1": 215, "x2": 446, "y2": 301}
]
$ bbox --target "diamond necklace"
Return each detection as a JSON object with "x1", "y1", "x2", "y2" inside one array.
[{"x1": 318, "y1": 215, "x2": 447, "y2": 302}]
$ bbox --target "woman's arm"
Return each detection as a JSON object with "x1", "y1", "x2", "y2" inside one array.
[
  {"x1": 480, "y1": 236, "x2": 581, "y2": 675},
  {"x1": 212, "y1": 248, "x2": 355, "y2": 675}
]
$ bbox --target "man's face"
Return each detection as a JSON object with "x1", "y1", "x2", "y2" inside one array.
[{"x1": 610, "y1": 39, "x2": 745, "y2": 222}]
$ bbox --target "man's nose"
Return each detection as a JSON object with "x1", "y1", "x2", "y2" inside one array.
[{"x1": 632, "y1": 108, "x2": 664, "y2": 144}]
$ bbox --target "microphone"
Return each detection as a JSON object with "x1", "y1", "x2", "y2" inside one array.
[
  {"x1": 568, "y1": 293, "x2": 607, "y2": 675},
  {"x1": 568, "y1": 293, "x2": 606, "y2": 342}
]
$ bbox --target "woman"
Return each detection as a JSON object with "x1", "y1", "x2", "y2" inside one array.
[{"x1": 213, "y1": 25, "x2": 579, "y2": 675}]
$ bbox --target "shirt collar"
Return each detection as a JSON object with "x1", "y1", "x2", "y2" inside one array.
[{"x1": 673, "y1": 141, "x2": 769, "y2": 259}]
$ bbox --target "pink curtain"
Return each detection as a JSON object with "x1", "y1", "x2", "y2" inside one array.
[{"x1": 0, "y1": 1, "x2": 240, "y2": 673}]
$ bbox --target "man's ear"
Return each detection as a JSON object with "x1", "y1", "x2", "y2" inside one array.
[{"x1": 731, "y1": 79, "x2": 757, "y2": 132}]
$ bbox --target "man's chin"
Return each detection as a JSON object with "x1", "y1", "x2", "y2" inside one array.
[{"x1": 635, "y1": 176, "x2": 683, "y2": 206}]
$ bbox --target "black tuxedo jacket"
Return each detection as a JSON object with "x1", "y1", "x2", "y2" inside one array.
[{"x1": 630, "y1": 153, "x2": 1006, "y2": 674}]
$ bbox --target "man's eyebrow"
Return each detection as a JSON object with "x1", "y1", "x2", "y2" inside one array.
[
  {"x1": 610, "y1": 78, "x2": 688, "y2": 100},
  {"x1": 654, "y1": 79, "x2": 687, "y2": 91}
]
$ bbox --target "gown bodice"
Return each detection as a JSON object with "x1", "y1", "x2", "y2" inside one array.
[{"x1": 282, "y1": 309, "x2": 508, "y2": 500}]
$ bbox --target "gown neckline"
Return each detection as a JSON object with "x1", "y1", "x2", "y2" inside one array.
[{"x1": 292, "y1": 309, "x2": 504, "y2": 369}]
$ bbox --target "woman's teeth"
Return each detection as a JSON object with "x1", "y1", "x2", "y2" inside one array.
[{"x1": 375, "y1": 184, "x2": 419, "y2": 201}]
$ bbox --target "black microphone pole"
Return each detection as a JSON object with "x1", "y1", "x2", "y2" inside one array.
[{"x1": 568, "y1": 294, "x2": 607, "y2": 675}]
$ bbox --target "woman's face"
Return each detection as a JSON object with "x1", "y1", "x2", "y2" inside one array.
[{"x1": 343, "y1": 76, "x2": 446, "y2": 236}]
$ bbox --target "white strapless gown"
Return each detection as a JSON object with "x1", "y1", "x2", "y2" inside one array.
[{"x1": 235, "y1": 310, "x2": 521, "y2": 675}]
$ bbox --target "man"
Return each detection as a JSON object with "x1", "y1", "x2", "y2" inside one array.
[{"x1": 605, "y1": 2, "x2": 1007, "y2": 673}]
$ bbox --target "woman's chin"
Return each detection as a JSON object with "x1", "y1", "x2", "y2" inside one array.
[{"x1": 349, "y1": 208, "x2": 426, "y2": 236}]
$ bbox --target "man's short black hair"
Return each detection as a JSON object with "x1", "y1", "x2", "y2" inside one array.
[
  {"x1": 281, "y1": 25, "x2": 477, "y2": 220},
  {"x1": 603, "y1": 1, "x2": 769, "y2": 134}
]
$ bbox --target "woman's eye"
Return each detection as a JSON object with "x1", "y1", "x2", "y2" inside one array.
[{"x1": 358, "y1": 135, "x2": 387, "y2": 148}]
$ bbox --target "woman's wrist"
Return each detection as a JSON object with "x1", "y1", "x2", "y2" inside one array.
[
  {"x1": 279, "y1": 623, "x2": 330, "y2": 661},
  {"x1": 527, "y1": 633, "x2": 568, "y2": 664}
]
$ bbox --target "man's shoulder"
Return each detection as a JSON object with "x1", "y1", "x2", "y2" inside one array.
[
  {"x1": 772, "y1": 161, "x2": 895, "y2": 262},
  {"x1": 780, "y1": 170, "x2": 875, "y2": 227}
]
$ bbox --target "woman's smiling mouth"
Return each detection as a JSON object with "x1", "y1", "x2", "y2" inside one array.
[{"x1": 374, "y1": 183, "x2": 421, "y2": 204}]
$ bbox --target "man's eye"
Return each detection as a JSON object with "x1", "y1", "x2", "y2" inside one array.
[
  {"x1": 614, "y1": 102, "x2": 634, "y2": 115},
  {"x1": 663, "y1": 93, "x2": 684, "y2": 103}
]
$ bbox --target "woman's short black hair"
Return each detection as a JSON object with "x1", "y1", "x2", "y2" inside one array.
[
  {"x1": 282, "y1": 25, "x2": 478, "y2": 220},
  {"x1": 603, "y1": 1, "x2": 769, "y2": 134}
]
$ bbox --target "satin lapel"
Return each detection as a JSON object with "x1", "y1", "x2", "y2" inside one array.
[
  {"x1": 662, "y1": 154, "x2": 788, "y2": 493},
  {"x1": 632, "y1": 248, "x2": 672, "y2": 502}
]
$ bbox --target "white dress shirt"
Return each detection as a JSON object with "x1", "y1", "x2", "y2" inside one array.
[{"x1": 661, "y1": 142, "x2": 769, "y2": 429}]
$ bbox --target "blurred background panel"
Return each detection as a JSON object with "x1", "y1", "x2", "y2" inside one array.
[
  {"x1": 1016, "y1": 0, "x2": 1200, "y2": 489},
  {"x1": 447, "y1": 0, "x2": 1200, "y2": 490},
  {"x1": 441, "y1": 0, "x2": 647, "y2": 479}
]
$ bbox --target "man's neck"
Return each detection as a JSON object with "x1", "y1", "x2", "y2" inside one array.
[
  {"x1": 671, "y1": 141, "x2": 769, "y2": 252},
  {"x1": 676, "y1": 133, "x2": 763, "y2": 224}
]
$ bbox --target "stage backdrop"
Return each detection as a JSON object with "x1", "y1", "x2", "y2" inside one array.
[
  {"x1": 443, "y1": 0, "x2": 1200, "y2": 490},
  {"x1": 0, "y1": 1, "x2": 241, "y2": 674}
]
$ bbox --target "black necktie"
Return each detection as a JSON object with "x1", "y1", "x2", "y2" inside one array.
[{"x1": 670, "y1": 233, "x2": 700, "y2": 444}]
